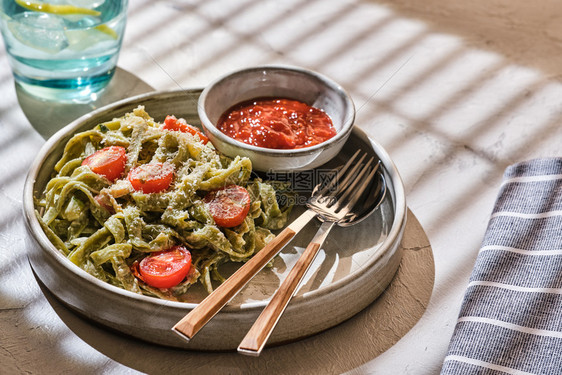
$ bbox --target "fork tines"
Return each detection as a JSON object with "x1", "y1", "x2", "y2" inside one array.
[{"x1": 311, "y1": 151, "x2": 381, "y2": 219}]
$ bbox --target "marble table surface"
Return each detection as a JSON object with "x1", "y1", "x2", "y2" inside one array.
[{"x1": 2, "y1": 0, "x2": 562, "y2": 373}]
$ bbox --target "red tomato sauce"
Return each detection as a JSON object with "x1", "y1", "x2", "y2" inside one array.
[{"x1": 217, "y1": 98, "x2": 337, "y2": 149}]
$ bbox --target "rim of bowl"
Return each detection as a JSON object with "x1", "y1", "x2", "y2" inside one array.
[
  {"x1": 198, "y1": 65, "x2": 356, "y2": 157},
  {"x1": 23, "y1": 88, "x2": 406, "y2": 313}
]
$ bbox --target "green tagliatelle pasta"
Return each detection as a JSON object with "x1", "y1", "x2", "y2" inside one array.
[{"x1": 36, "y1": 106, "x2": 293, "y2": 301}]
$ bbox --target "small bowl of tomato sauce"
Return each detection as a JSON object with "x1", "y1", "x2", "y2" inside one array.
[{"x1": 198, "y1": 65, "x2": 355, "y2": 172}]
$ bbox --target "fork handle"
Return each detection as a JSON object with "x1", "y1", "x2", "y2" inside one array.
[
  {"x1": 172, "y1": 209, "x2": 317, "y2": 342},
  {"x1": 238, "y1": 220, "x2": 334, "y2": 356}
]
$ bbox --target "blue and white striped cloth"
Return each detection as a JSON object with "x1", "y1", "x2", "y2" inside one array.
[{"x1": 442, "y1": 158, "x2": 562, "y2": 375}]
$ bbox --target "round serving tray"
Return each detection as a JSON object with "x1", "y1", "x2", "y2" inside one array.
[{"x1": 23, "y1": 89, "x2": 406, "y2": 350}]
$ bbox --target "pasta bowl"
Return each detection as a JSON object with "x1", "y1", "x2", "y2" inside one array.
[
  {"x1": 23, "y1": 89, "x2": 406, "y2": 350},
  {"x1": 198, "y1": 65, "x2": 356, "y2": 172}
]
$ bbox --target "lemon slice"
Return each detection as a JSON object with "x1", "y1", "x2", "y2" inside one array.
[
  {"x1": 94, "y1": 24, "x2": 117, "y2": 39},
  {"x1": 15, "y1": 0, "x2": 101, "y2": 16}
]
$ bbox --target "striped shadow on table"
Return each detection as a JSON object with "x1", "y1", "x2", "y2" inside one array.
[{"x1": 442, "y1": 158, "x2": 562, "y2": 375}]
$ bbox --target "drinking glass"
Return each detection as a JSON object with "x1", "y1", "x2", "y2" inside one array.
[{"x1": 0, "y1": 0, "x2": 128, "y2": 102}]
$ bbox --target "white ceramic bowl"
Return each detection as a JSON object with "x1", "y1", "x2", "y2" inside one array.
[
  {"x1": 198, "y1": 65, "x2": 355, "y2": 172},
  {"x1": 23, "y1": 89, "x2": 406, "y2": 351}
]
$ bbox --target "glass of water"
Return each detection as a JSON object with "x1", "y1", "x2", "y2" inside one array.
[{"x1": 0, "y1": 0, "x2": 127, "y2": 102}]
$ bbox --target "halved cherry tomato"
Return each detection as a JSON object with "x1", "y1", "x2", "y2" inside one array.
[
  {"x1": 128, "y1": 162, "x2": 174, "y2": 193},
  {"x1": 163, "y1": 115, "x2": 209, "y2": 144},
  {"x1": 82, "y1": 146, "x2": 127, "y2": 182},
  {"x1": 138, "y1": 246, "x2": 192, "y2": 289},
  {"x1": 203, "y1": 185, "x2": 251, "y2": 228}
]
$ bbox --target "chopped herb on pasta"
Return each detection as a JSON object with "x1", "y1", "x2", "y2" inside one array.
[{"x1": 36, "y1": 106, "x2": 292, "y2": 301}]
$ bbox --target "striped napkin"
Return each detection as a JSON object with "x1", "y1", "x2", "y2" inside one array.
[{"x1": 441, "y1": 158, "x2": 562, "y2": 375}]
